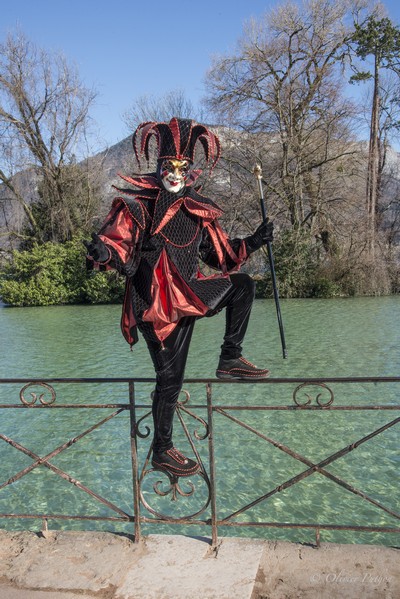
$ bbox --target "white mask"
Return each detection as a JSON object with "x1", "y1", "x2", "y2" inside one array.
[{"x1": 160, "y1": 159, "x2": 190, "y2": 193}]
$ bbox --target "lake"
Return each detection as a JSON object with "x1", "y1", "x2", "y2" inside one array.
[{"x1": 0, "y1": 297, "x2": 399, "y2": 546}]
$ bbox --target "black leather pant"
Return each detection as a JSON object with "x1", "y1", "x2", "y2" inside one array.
[{"x1": 139, "y1": 273, "x2": 255, "y2": 453}]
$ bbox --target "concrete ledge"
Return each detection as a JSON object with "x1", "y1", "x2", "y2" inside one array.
[
  {"x1": 252, "y1": 540, "x2": 399, "y2": 599},
  {"x1": 0, "y1": 530, "x2": 398, "y2": 599}
]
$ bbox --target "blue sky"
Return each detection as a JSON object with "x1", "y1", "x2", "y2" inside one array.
[{"x1": 2, "y1": 1, "x2": 400, "y2": 149}]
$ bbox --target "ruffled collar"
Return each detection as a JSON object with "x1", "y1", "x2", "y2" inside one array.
[
  {"x1": 116, "y1": 169, "x2": 202, "y2": 189},
  {"x1": 112, "y1": 171, "x2": 224, "y2": 235}
]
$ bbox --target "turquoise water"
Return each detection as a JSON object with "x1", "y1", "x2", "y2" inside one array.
[{"x1": 0, "y1": 297, "x2": 399, "y2": 546}]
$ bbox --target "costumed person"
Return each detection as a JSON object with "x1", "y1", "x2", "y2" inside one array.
[{"x1": 84, "y1": 117, "x2": 273, "y2": 478}]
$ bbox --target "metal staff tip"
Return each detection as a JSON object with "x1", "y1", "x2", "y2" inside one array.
[{"x1": 253, "y1": 164, "x2": 262, "y2": 179}]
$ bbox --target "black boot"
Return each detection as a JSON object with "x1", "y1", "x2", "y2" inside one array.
[
  {"x1": 152, "y1": 447, "x2": 200, "y2": 477},
  {"x1": 216, "y1": 356, "x2": 270, "y2": 380}
]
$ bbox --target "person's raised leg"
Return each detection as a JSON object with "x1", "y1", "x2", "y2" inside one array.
[{"x1": 213, "y1": 273, "x2": 270, "y2": 380}]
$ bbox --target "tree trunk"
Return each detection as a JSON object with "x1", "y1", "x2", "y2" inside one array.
[{"x1": 366, "y1": 55, "x2": 380, "y2": 256}]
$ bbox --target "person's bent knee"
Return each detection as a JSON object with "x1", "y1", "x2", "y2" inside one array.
[{"x1": 230, "y1": 272, "x2": 256, "y2": 297}]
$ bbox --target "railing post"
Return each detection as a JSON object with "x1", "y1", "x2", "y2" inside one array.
[
  {"x1": 206, "y1": 382, "x2": 218, "y2": 546},
  {"x1": 129, "y1": 381, "x2": 141, "y2": 542}
]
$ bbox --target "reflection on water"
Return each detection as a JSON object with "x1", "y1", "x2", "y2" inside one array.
[{"x1": 0, "y1": 297, "x2": 399, "y2": 545}]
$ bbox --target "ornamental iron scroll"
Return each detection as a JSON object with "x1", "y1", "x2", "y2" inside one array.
[
  {"x1": 20, "y1": 382, "x2": 57, "y2": 406},
  {"x1": 137, "y1": 389, "x2": 211, "y2": 521},
  {"x1": 140, "y1": 467, "x2": 211, "y2": 520},
  {"x1": 134, "y1": 410, "x2": 152, "y2": 439},
  {"x1": 293, "y1": 382, "x2": 334, "y2": 407},
  {"x1": 154, "y1": 474, "x2": 195, "y2": 500}
]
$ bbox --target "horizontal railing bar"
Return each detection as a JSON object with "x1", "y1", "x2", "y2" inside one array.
[
  {"x1": 2, "y1": 512, "x2": 397, "y2": 534},
  {"x1": 140, "y1": 518, "x2": 209, "y2": 525},
  {"x1": 214, "y1": 522, "x2": 400, "y2": 533},
  {"x1": 209, "y1": 405, "x2": 400, "y2": 410},
  {"x1": 0, "y1": 404, "x2": 399, "y2": 410},
  {"x1": 0, "y1": 404, "x2": 131, "y2": 409},
  {"x1": 0, "y1": 514, "x2": 132, "y2": 522},
  {"x1": 1, "y1": 377, "x2": 400, "y2": 384},
  {"x1": 0, "y1": 378, "x2": 158, "y2": 384},
  {"x1": 135, "y1": 517, "x2": 400, "y2": 534}
]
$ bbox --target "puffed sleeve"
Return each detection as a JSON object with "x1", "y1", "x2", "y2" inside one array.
[
  {"x1": 95, "y1": 200, "x2": 142, "y2": 277},
  {"x1": 199, "y1": 220, "x2": 248, "y2": 273}
]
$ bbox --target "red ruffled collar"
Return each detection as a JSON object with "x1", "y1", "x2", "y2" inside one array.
[
  {"x1": 116, "y1": 170, "x2": 202, "y2": 189},
  {"x1": 112, "y1": 171, "x2": 224, "y2": 235}
]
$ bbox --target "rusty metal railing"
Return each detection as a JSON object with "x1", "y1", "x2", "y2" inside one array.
[{"x1": 0, "y1": 377, "x2": 399, "y2": 546}]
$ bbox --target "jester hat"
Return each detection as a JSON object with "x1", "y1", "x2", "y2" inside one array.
[{"x1": 132, "y1": 117, "x2": 221, "y2": 172}]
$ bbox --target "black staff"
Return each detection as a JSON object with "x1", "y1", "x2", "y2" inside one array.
[{"x1": 253, "y1": 164, "x2": 288, "y2": 359}]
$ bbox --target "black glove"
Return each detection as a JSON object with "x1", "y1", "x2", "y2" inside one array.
[
  {"x1": 245, "y1": 220, "x2": 274, "y2": 253},
  {"x1": 83, "y1": 233, "x2": 110, "y2": 263}
]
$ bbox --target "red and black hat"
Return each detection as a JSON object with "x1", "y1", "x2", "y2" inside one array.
[{"x1": 133, "y1": 117, "x2": 221, "y2": 172}]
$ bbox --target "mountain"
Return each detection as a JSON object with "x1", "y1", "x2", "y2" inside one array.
[{"x1": 1, "y1": 131, "x2": 400, "y2": 251}]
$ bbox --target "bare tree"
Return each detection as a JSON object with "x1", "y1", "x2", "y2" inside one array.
[
  {"x1": 200, "y1": 0, "x2": 400, "y2": 295},
  {"x1": 123, "y1": 89, "x2": 207, "y2": 133},
  {"x1": 205, "y1": 0, "x2": 362, "y2": 234},
  {"x1": 0, "y1": 30, "x2": 98, "y2": 244}
]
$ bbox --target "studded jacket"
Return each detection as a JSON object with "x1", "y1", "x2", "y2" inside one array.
[{"x1": 95, "y1": 173, "x2": 248, "y2": 346}]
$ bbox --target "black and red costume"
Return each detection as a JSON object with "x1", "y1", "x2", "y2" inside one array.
[{"x1": 86, "y1": 118, "x2": 272, "y2": 477}]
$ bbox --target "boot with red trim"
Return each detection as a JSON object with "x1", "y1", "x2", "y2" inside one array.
[
  {"x1": 216, "y1": 356, "x2": 270, "y2": 380},
  {"x1": 152, "y1": 447, "x2": 200, "y2": 477}
]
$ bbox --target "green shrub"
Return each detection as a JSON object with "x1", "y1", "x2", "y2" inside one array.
[
  {"x1": 0, "y1": 238, "x2": 124, "y2": 306},
  {"x1": 308, "y1": 276, "x2": 340, "y2": 298},
  {"x1": 255, "y1": 230, "x2": 319, "y2": 298}
]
